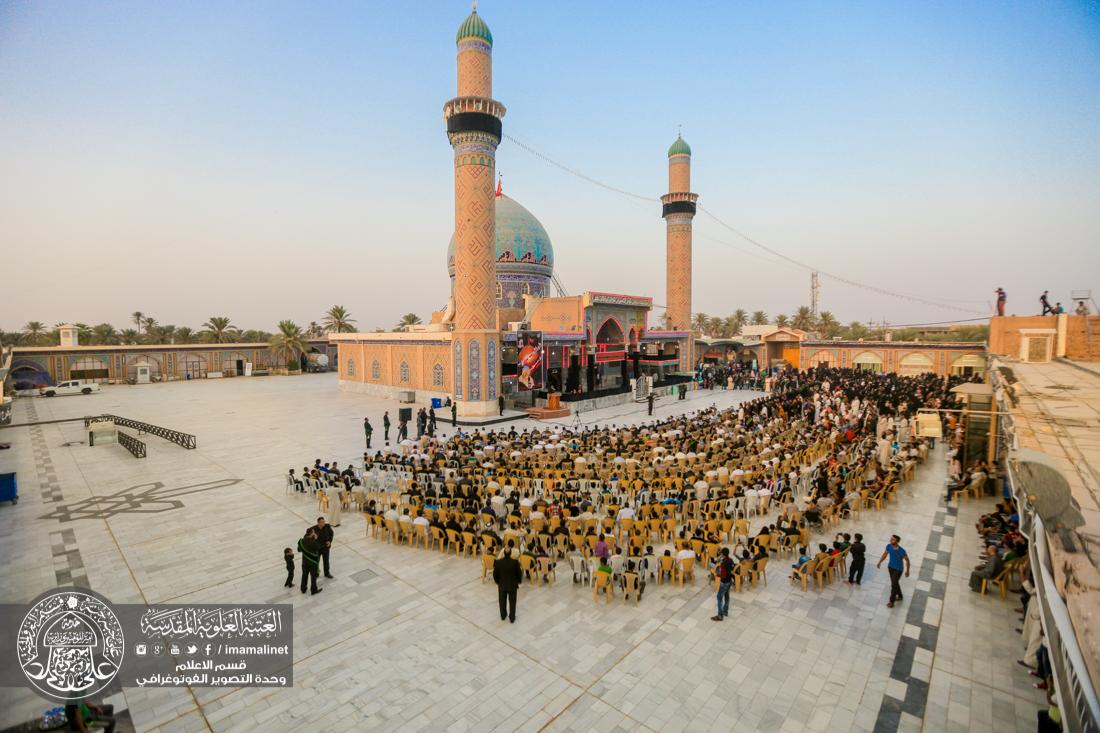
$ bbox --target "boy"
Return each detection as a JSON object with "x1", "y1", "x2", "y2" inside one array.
[{"x1": 283, "y1": 547, "x2": 295, "y2": 588}]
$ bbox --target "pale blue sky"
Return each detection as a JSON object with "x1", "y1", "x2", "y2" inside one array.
[{"x1": 2, "y1": 1, "x2": 1098, "y2": 332}]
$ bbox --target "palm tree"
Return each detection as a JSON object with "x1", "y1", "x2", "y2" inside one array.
[
  {"x1": 23, "y1": 321, "x2": 46, "y2": 344},
  {"x1": 774, "y1": 314, "x2": 789, "y2": 328},
  {"x1": 791, "y1": 306, "x2": 816, "y2": 332},
  {"x1": 731, "y1": 309, "x2": 747, "y2": 336},
  {"x1": 817, "y1": 311, "x2": 840, "y2": 339},
  {"x1": 132, "y1": 311, "x2": 145, "y2": 334},
  {"x1": 750, "y1": 310, "x2": 768, "y2": 326},
  {"x1": 269, "y1": 320, "x2": 306, "y2": 369},
  {"x1": 307, "y1": 321, "x2": 321, "y2": 338},
  {"x1": 691, "y1": 312, "x2": 709, "y2": 336},
  {"x1": 74, "y1": 323, "x2": 93, "y2": 344},
  {"x1": 119, "y1": 328, "x2": 140, "y2": 345},
  {"x1": 201, "y1": 316, "x2": 237, "y2": 343},
  {"x1": 323, "y1": 305, "x2": 356, "y2": 333},
  {"x1": 141, "y1": 317, "x2": 158, "y2": 342},
  {"x1": 89, "y1": 323, "x2": 119, "y2": 345},
  {"x1": 240, "y1": 329, "x2": 273, "y2": 342},
  {"x1": 843, "y1": 321, "x2": 869, "y2": 340},
  {"x1": 174, "y1": 327, "x2": 197, "y2": 344},
  {"x1": 394, "y1": 313, "x2": 422, "y2": 331}
]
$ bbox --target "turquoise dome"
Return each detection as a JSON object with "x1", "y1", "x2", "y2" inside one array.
[
  {"x1": 448, "y1": 195, "x2": 554, "y2": 280},
  {"x1": 668, "y1": 135, "x2": 692, "y2": 157},
  {"x1": 456, "y1": 11, "x2": 493, "y2": 46}
]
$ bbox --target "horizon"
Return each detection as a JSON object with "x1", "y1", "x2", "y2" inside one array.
[{"x1": 2, "y1": 1, "x2": 1098, "y2": 331}]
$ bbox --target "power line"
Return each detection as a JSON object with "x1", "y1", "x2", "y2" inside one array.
[{"x1": 500, "y1": 134, "x2": 988, "y2": 316}]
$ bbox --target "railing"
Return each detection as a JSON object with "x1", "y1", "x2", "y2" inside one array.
[
  {"x1": 117, "y1": 430, "x2": 146, "y2": 459},
  {"x1": 993, "y1": 363, "x2": 1100, "y2": 733},
  {"x1": 84, "y1": 414, "x2": 197, "y2": 450}
]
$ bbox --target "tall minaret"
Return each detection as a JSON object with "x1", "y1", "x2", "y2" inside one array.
[
  {"x1": 444, "y1": 5, "x2": 506, "y2": 416},
  {"x1": 662, "y1": 134, "x2": 698, "y2": 369}
]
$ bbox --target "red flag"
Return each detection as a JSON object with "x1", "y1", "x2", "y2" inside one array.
[{"x1": 495, "y1": 179, "x2": 502, "y2": 198}]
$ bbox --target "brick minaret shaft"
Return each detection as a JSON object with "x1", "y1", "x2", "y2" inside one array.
[
  {"x1": 444, "y1": 9, "x2": 506, "y2": 416},
  {"x1": 661, "y1": 135, "x2": 698, "y2": 369}
]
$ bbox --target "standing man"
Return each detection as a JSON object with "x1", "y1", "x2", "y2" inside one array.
[
  {"x1": 876, "y1": 534, "x2": 910, "y2": 608},
  {"x1": 995, "y1": 287, "x2": 1006, "y2": 316},
  {"x1": 492, "y1": 540, "x2": 522, "y2": 623},
  {"x1": 1040, "y1": 290, "x2": 1053, "y2": 315},
  {"x1": 363, "y1": 417, "x2": 373, "y2": 449},
  {"x1": 451, "y1": 400, "x2": 457, "y2": 427},
  {"x1": 297, "y1": 528, "x2": 323, "y2": 595},
  {"x1": 712, "y1": 547, "x2": 734, "y2": 621},
  {"x1": 383, "y1": 411, "x2": 391, "y2": 445},
  {"x1": 847, "y1": 533, "x2": 866, "y2": 585},
  {"x1": 647, "y1": 391, "x2": 655, "y2": 416},
  {"x1": 313, "y1": 516, "x2": 335, "y2": 579},
  {"x1": 498, "y1": 394, "x2": 505, "y2": 416}
]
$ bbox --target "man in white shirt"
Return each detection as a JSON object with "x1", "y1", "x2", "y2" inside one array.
[
  {"x1": 616, "y1": 505, "x2": 635, "y2": 522},
  {"x1": 383, "y1": 504, "x2": 399, "y2": 522}
]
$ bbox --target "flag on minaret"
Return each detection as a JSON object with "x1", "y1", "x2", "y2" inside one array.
[{"x1": 495, "y1": 176, "x2": 502, "y2": 198}]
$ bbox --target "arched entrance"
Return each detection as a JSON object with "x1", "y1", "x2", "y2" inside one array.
[
  {"x1": 951, "y1": 353, "x2": 986, "y2": 376},
  {"x1": 852, "y1": 351, "x2": 884, "y2": 373},
  {"x1": 899, "y1": 352, "x2": 934, "y2": 375},
  {"x1": 596, "y1": 318, "x2": 625, "y2": 345}
]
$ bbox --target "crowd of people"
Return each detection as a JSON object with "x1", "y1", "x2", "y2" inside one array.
[{"x1": 299, "y1": 366, "x2": 976, "y2": 621}]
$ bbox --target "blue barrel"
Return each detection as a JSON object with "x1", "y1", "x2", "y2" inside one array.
[
  {"x1": 431, "y1": 397, "x2": 442, "y2": 409},
  {"x1": 0, "y1": 473, "x2": 17, "y2": 505}
]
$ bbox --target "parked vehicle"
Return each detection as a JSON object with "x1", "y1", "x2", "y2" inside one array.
[{"x1": 39, "y1": 380, "x2": 100, "y2": 397}]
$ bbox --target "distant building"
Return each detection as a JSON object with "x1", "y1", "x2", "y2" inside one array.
[{"x1": 799, "y1": 340, "x2": 985, "y2": 376}]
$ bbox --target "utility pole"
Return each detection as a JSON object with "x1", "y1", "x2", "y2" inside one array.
[{"x1": 810, "y1": 271, "x2": 820, "y2": 316}]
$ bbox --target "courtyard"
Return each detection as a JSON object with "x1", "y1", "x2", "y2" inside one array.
[{"x1": 0, "y1": 374, "x2": 1045, "y2": 732}]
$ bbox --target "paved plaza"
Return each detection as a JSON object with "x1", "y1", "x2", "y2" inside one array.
[{"x1": 0, "y1": 375, "x2": 1045, "y2": 732}]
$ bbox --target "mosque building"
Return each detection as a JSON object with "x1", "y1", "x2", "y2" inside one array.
[{"x1": 333, "y1": 7, "x2": 694, "y2": 416}]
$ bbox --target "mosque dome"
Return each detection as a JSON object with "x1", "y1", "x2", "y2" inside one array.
[
  {"x1": 668, "y1": 135, "x2": 692, "y2": 157},
  {"x1": 448, "y1": 194, "x2": 554, "y2": 308},
  {"x1": 456, "y1": 11, "x2": 493, "y2": 46}
]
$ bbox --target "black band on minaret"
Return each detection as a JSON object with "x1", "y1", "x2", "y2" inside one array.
[
  {"x1": 662, "y1": 201, "x2": 697, "y2": 217},
  {"x1": 447, "y1": 112, "x2": 502, "y2": 138}
]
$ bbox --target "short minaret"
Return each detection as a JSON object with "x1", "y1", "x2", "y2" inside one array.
[
  {"x1": 661, "y1": 134, "x2": 698, "y2": 368},
  {"x1": 444, "y1": 5, "x2": 506, "y2": 416},
  {"x1": 58, "y1": 324, "x2": 80, "y2": 347}
]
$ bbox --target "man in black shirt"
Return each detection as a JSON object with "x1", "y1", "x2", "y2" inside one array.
[
  {"x1": 847, "y1": 533, "x2": 866, "y2": 585},
  {"x1": 313, "y1": 517, "x2": 335, "y2": 579},
  {"x1": 493, "y1": 540, "x2": 523, "y2": 623}
]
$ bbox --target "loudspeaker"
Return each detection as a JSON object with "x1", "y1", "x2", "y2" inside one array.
[{"x1": 398, "y1": 407, "x2": 413, "y2": 422}]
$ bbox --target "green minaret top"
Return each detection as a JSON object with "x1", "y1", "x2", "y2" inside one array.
[
  {"x1": 668, "y1": 134, "x2": 691, "y2": 157},
  {"x1": 456, "y1": 7, "x2": 493, "y2": 46}
]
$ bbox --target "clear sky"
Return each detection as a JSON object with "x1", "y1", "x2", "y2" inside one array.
[{"x1": 2, "y1": 0, "x2": 1098, "y2": 333}]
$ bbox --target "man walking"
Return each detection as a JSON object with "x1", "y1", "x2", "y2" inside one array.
[
  {"x1": 383, "y1": 411, "x2": 391, "y2": 444},
  {"x1": 363, "y1": 417, "x2": 373, "y2": 449},
  {"x1": 876, "y1": 534, "x2": 910, "y2": 608},
  {"x1": 493, "y1": 540, "x2": 522, "y2": 623},
  {"x1": 847, "y1": 533, "x2": 866, "y2": 584},
  {"x1": 1040, "y1": 290, "x2": 1053, "y2": 315},
  {"x1": 712, "y1": 547, "x2": 734, "y2": 621},
  {"x1": 297, "y1": 528, "x2": 323, "y2": 595},
  {"x1": 313, "y1": 516, "x2": 335, "y2": 579},
  {"x1": 451, "y1": 401, "x2": 457, "y2": 427}
]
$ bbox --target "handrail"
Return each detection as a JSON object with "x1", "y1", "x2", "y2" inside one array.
[
  {"x1": 84, "y1": 414, "x2": 197, "y2": 449},
  {"x1": 117, "y1": 430, "x2": 146, "y2": 459}
]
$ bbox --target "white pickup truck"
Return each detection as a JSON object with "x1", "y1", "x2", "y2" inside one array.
[{"x1": 39, "y1": 380, "x2": 100, "y2": 397}]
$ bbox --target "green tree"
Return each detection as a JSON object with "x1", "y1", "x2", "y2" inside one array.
[
  {"x1": 817, "y1": 311, "x2": 840, "y2": 339},
  {"x1": 691, "y1": 312, "x2": 709, "y2": 335},
  {"x1": 141, "y1": 317, "x2": 158, "y2": 342},
  {"x1": 750, "y1": 310, "x2": 768, "y2": 326},
  {"x1": 774, "y1": 314, "x2": 789, "y2": 328},
  {"x1": 731, "y1": 309, "x2": 747, "y2": 336},
  {"x1": 131, "y1": 311, "x2": 145, "y2": 334},
  {"x1": 323, "y1": 305, "x2": 356, "y2": 333},
  {"x1": 146, "y1": 324, "x2": 175, "y2": 343},
  {"x1": 119, "y1": 328, "x2": 141, "y2": 345},
  {"x1": 269, "y1": 320, "x2": 306, "y2": 368},
  {"x1": 23, "y1": 321, "x2": 46, "y2": 345},
  {"x1": 791, "y1": 306, "x2": 816, "y2": 331},
  {"x1": 174, "y1": 327, "x2": 198, "y2": 344},
  {"x1": 394, "y1": 313, "x2": 422, "y2": 331},
  {"x1": 843, "y1": 321, "x2": 870, "y2": 340},
  {"x1": 89, "y1": 323, "x2": 119, "y2": 345},
  {"x1": 240, "y1": 329, "x2": 273, "y2": 342},
  {"x1": 201, "y1": 316, "x2": 237, "y2": 343}
]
